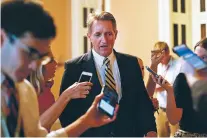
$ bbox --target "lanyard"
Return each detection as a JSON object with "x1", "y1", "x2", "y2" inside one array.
[{"x1": 162, "y1": 65, "x2": 170, "y2": 79}]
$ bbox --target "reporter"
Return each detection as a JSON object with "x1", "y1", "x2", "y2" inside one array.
[
  {"x1": 29, "y1": 49, "x2": 93, "y2": 130},
  {"x1": 137, "y1": 49, "x2": 164, "y2": 110},
  {"x1": 151, "y1": 38, "x2": 207, "y2": 137}
]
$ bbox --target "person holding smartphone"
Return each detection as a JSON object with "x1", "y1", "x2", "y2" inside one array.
[
  {"x1": 152, "y1": 41, "x2": 194, "y2": 137},
  {"x1": 28, "y1": 49, "x2": 93, "y2": 130},
  {"x1": 138, "y1": 50, "x2": 164, "y2": 111},
  {"x1": 151, "y1": 38, "x2": 207, "y2": 137}
]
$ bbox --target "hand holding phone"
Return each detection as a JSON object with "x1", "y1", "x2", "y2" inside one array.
[
  {"x1": 98, "y1": 85, "x2": 118, "y2": 118},
  {"x1": 78, "y1": 71, "x2": 93, "y2": 82},
  {"x1": 145, "y1": 66, "x2": 159, "y2": 78},
  {"x1": 173, "y1": 44, "x2": 207, "y2": 70}
]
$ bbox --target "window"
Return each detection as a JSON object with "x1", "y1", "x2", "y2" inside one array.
[
  {"x1": 173, "y1": 24, "x2": 178, "y2": 46},
  {"x1": 201, "y1": 24, "x2": 206, "y2": 39},
  {"x1": 200, "y1": 0, "x2": 206, "y2": 12},
  {"x1": 83, "y1": 7, "x2": 87, "y2": 28},
  {"x1": 181, "y1": 0, "x2": 185, "y2": 13},
  {"x1": 90, "y1": 8, "x2": 94, "y2": 13},
  {"x1": 173, "y1": 0, "x2": 178, "y2": 12},
  {"x1": 181, "y1": 24, "x2": 186, "y2": 44}
]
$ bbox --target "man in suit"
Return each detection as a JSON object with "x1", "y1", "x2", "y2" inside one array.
[{"x1": 60, "y1": 11, "x2": 157, "y2": 137}]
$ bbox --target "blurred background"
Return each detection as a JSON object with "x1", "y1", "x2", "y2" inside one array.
[{"x1": 40, "y1": 0, "x2": 207, "y2": 99}]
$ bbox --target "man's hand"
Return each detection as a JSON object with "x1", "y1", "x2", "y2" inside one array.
[
  {"x1": 150, "y1": 97, "x2": 159, "y2": 110},
  {"x1": 81, "y1": 93, "x2": 119, "y2": 128},
  {"x1": 63, "y1": 82, "x2": 93, "y2": 100},
  {"x1": 145, "y1": 131, "x2": 157, "y2": 137},
  {"x1": 150, "y1": 50, "x2": 164, "y2": 68},
  {"x1": 151, "y1": 75, "x2": 173, "y2": 93}
]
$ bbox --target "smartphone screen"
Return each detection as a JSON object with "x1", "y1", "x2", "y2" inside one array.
[
  {"x1": 173, "y1": 44, "x2": 207, "y2": 70},
  {"x1": 99, "y1": 99, "x2": 115, "y2": 117},
  {"x1": 98, "y1": 86, "x2": 118, "y2": 118},
  {"x1": 78, "y1": 71, "x2": 92, "y2": 82},
  {"x1": 146, "y1": 66, "x2": 159, "y2": 78}
]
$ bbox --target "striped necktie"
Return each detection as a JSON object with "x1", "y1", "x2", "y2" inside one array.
[
  {"x1": 103, "y1": 58, "x2": 116, "y2": 91},
  {"x1": 1, "y1": 78, "x2": 24, "y2": 137}
]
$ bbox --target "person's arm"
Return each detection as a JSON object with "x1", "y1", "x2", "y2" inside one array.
[
  {"x1": 155, "y1": 86, "x2": 165, "y2": 92},
  {"x1": 151, "y1": 75, "x2": 182, "y2": 125},
  {"x1": 134, "y1": 58, "x2": 157, "y2": 136},
  {"x1": 64, "y1": 93, "x2": 119, "y2": 137},
  {"x1": 166, "y1": 86, "x2": 182, "y2": 125},
  {"x1": 146, "y1": 50, "x2": 164, "y2": 97},
  {"x1": 40, "y1": 82, "x2": 92, "y2": 130}
]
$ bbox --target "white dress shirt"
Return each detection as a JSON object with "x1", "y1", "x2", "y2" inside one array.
[
  {"x1": 92, "y1": 49, "x2": 122, "y2": 102},
  {"x1": 156, "y1": 57, "x2": 194, "y2": 108}
]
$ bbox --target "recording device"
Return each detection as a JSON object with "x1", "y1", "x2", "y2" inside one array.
[
  {"x1": 145, "y1": 66, "x2": 159, "y2": 78},
  {"x1": 98, "y1": 85, "x2": 118, "y2": 118},
  {"x1": 173, "y1": 44, "x2": 207, "y2": 70},
  {"x1": 78, "y1": 71, "x2": 93, "y2": 82}
]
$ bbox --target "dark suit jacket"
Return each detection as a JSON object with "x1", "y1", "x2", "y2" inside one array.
[{"x1": 59, "y1": 50, "x2": 156, "y2": 137}]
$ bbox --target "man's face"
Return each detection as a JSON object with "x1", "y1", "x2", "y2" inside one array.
[
  {"x1": 1, "y1": 32, "x2": 51, "y2": 82},
  {"x1": 160, "y1": 50, "x2": 170, "y2": 64},
  {"x1": 87, "y1": 20, "x2": 117, "y2": 57}
]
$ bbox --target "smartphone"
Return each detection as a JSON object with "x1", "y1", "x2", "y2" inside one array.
[
  {"x1": 98, "y1": 85, "x2": 118, "y2": 118},
  {"x1": 173, "y1": 44, "x2": 207, "y2": 70},
  {"x1": 78, "y1": 71, "x2": 93, "y2": 82},
  {"x1": 145, "y1": 66, "x2": 159, "y2": 78}
]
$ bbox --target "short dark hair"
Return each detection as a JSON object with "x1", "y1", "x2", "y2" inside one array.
[
  {"x1": 1, "y1": 0, "x2": 56, "y2": 39},
  {"x1": 194, "y1": 37, "x2": 207, "y2": 51}
]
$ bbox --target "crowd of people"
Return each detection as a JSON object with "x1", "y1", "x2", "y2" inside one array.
[{"x1": 1, "y1": 0, "x2": 207, "y2": 137}]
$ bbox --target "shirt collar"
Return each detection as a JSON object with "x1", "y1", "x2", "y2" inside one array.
[
  {"x1": 92, "y1": 49, "x2": 115, "y2": 67},
  {"x1": 161, "y1": 56, "x2": 173, "y2": 68},
  {"x1": 168, "y1": 56, "x2": 174, "y2": 67}
]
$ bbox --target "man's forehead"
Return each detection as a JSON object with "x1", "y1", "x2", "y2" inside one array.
[{"x1": 20, "y1": 32, "x2": 51, "y2": 54}]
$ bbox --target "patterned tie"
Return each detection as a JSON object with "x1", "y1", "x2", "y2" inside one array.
[
  {"x1": 1, "y1": 78, "x2": 24, "y2": 137},
  {"x1": 103, "y1": 58, "x2": 116, "y2": 91}
]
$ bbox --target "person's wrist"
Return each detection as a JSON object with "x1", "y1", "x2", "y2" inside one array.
[
  {"x1": 62, "y1": 89, "x2": 72, "y2": 102},
  {"x1": 165, "y1": 86, "x2": 173, "y2": 93},
  {"x1": 79, "y1": 114, "x2": 91, "y2": 130},
  {"x1": 150, "y1": 63, "x2": 158, "y2": 71}
]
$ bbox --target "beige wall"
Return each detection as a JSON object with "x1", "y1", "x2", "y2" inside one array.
[
  {"x1": 109, "y1": 0, "x2": 159, "y2": 81},
  {"x1": 42, "y1": 0, "x2": 72, "y2": 99}
]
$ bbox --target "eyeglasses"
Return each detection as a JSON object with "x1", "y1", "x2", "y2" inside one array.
[{"x1": 9, "y1": 34, "x2": 51, "y2": 65}]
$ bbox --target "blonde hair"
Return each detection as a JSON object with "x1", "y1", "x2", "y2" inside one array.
[
  {"x1": 153, "y1": 41, "x2": 169, "y2": 52},
  {"x1": 29, "y1": 65, "x2": 44, "y2": 95}
]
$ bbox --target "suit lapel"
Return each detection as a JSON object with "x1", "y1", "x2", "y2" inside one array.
[
  {"x1": 81, "y1": 51, "x2": 102, "y2": 95},
  {"x1": 114, "y1": 50, "x2": 126, "y2": 99}
]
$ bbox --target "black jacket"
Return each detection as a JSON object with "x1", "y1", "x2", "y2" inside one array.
[{"x1": 59, "y1": 50, "x2": 156, "y2": 137}]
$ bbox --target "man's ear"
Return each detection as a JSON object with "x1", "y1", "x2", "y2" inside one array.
[
  {"x1": 87, "y1": 33, "x2": 91, "y2": 39},
  {"x1": 115, "y1": 30, "x2": 118, "y2": 39},
  {"x1": 1, "y1": 29, "x2": 7, "y2": 47}
]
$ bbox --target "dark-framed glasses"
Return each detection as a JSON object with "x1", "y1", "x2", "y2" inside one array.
[{"x1": 8, "y1": 34, "x2": 51, "y2": 65}]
